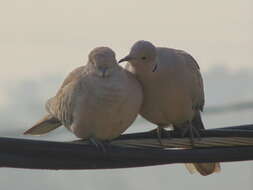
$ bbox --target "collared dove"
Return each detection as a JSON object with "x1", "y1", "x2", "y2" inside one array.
[
  {"x1": 119, "y1": 40, "x2": 220, "y2": 176},
  {"x1": 24, "y1": 47, "x2": 143, "y2": 146}
]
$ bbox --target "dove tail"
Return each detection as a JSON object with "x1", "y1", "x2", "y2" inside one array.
[
  {"x1": 24, "y1": 115, "x2": 62, "y2": 135},
  {"x1": 185, "y1": 163, "x2": 221, "y2": 176},
  {"x1": 185, "y1": 111, "x2": 221, "y2": 175}
]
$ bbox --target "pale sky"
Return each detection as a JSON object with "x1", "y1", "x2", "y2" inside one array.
[
  {"x1": 0, "y1": 0, "x2": 252, "y2": 104},
  {"x1": 0, "y1": 0, "x2": 252, "y2": 79}
]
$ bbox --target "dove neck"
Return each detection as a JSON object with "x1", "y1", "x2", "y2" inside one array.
[{"x1": 129, "y1": 61, "x2": 157, "y2": 80}]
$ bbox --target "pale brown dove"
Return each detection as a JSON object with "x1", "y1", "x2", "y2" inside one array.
[
  {"x1": 119, "y1": 40, "x2": 220, "y2": 176},
  {"x1": 24, "y1": 47, "x2": 143, "y2": 148}
]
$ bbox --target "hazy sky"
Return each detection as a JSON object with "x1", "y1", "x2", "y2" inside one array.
[
  {"x1": 0, "y1": 0, "x2": 252, "y2": 80},
  {"x1": 0, "y1": 0, "x2": 252, "y2": 107}
]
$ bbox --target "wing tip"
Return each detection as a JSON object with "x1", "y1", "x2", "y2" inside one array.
[{"x1": 23, "y1": 125, "x2": 45, "y2": 136}]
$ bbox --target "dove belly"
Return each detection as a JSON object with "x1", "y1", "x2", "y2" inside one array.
[
  {"x1": 70, "y1": 79, "x2": 139, "y2": 140},
  {"x1": 140, "y1": 82, "x2": 195, "y2": 126}
]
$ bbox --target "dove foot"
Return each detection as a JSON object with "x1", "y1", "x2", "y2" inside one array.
[
  {"x1": 89, "y1": 137, "x2": 109, "y2": 152},
  {"x1": 174, "y1": 121, "x2": 202, "y2": 147}
]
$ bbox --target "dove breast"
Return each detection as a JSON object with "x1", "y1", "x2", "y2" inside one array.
[{"x1": 56, "y1": 66, "x2": 142, "y2": 140}]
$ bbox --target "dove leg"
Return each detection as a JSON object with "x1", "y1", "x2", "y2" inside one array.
[
  {"x1": 148, "y1": 127, "x2": 169, "y2": 147},
  {"x1": 157, "y1": 126, "x2": 163, "y2": 146},
  {"x1": 157, "y1": 126, "x2": 169, "y2": 147}
]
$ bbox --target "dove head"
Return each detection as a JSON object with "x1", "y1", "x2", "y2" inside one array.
[
  {"x1": 88, "y1": 47, "x2": 118, "y2": 78},
  {"x1": 119, "y1": 40, "x2": 157, "y2": 72}
]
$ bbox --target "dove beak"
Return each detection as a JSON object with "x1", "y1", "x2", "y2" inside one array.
[{"x1": 118, "y1": 55, "x2": 133, "y2": 63}]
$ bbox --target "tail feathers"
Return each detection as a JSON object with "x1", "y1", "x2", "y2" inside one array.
[
  {"x1": 192, "y1": 111, "x2": 205, "y2": 130},
  {"x1": 24, "y1": 115, "x2": 62, "y2": 135},
  {"x1": 185, "y1": 163, "x2": 221, "y2": 176},
  {"x1": 188, "y1": 112, "x2": 221, "y2": 176}
]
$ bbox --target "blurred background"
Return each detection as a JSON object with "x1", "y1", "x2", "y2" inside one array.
[{"x1": 0, "y1": 0, "x2": 253, "y2": 189}]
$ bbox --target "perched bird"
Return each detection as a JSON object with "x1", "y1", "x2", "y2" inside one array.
[
  {"x1": 24, "y1": 47, "x2": 143, "y2": 148},
  {"x1": 119, "y1": 40, "x2": 220, "y2": 176}
]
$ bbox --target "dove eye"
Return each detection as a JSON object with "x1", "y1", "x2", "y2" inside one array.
[{"x1": 141, "y1": 56, "x2": 147, "y2": 60}]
